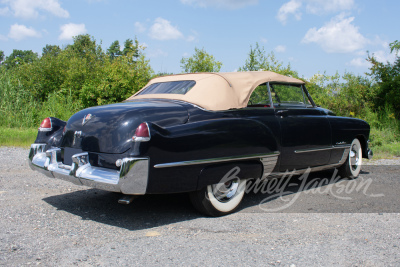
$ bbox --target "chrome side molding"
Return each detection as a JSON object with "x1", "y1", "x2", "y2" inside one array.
[{"x1": 154, "y1": 152, "x2": 280, "y2": 169}]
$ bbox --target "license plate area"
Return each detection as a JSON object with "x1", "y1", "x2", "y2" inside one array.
[{"x1": 63, "y1": 147, "x2": 83, "y2": 165}]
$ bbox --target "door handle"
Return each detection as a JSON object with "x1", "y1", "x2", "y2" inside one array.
[{"x1": 276, "y1": 110, "x2": 289, "y2": 118}]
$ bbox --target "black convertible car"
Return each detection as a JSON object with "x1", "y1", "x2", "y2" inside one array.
[{"x1": 29, "y1": 71, "x2": 373, "y2": 216}]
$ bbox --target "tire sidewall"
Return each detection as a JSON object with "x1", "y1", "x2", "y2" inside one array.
[
  {"x1": 206, "y1": 179, "x2": 246, "y2": 213},
  {"x1": 347, "y1": 138, "x2": 362, "y2": 178}
]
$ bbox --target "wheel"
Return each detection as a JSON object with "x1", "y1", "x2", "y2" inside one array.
[
  {"x1": 189, "y1": 176, "x2": 246, "y2": 217},
  {"x1": 338, "y1": 138, "x2": 362, "y2": 179}
]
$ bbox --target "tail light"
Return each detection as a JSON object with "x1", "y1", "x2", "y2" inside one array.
[
  {"x1": 39, "y1": 118, "x2": 52, "y2": 132},
  {"x1": 132, "y1": 122, "x2": 150, "y2": 142}
]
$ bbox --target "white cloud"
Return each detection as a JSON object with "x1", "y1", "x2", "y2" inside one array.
[
  {"x1": 370, "y1": 50, "x2": 397, "y2": 64},
  {"x1": 277, "y1": 0, "x2": 302, "y2": 25},
  {"x1": 148, "y1": 17, "x2": 183, "y2": 40},
  {"x1": 302, "y1": 13, "x2": 368, "y2": 53},
  {"x1": 306, "y1": 0, "x2": 355, "y2": 14},
  {"x1": 349, "y1": 49, "x2": 397, "y2": 68},
  {"x1": 348, "y1": 57, "x2": 369, "y2": 68},
  {"x1": 260, "y1": 37, "x2": 268, "y2": 44},
  {"x1": 1, "y1": 0, "x2": 69, "y2": 19},
  {"x1": 277, "y1": 0, "x2": 355, "y2": 24},
  {"x1": 58, "y1": 23, "x2": 87, "y2": 40},
  {"x1": 180, "y1": 0, "x2": 258, "y2": 9},
  {"x1": 134, "y1": 22, "x2": 146, "y2": 33},
  {"x1": 275, "y1": 45, "x2": 286, "y2": 53},
  {"x1": 0, "y1": 6, "x2": 10, "y2": 15},
  {"x1": 8, "y1": 24, "x2": 41, "y2": 41}
]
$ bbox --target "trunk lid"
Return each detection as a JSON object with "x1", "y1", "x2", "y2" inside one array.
[{"x1": 61, "y1": 100, "x2": 189, "y2": 153}]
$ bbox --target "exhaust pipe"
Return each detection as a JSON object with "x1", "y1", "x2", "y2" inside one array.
[{"x1": 118, "y1": 195, "x2": 138, "y2": 205}]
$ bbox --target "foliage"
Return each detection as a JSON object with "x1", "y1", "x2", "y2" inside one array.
[
  {"x1": 306, "y1": 72, "x2": 378, "y2": 117},
  {"x1": 3, "y1": 49, "x2": 38, "y2": 69},
  {"x1": 239, "y1": 43, "x2": 298, "y2": 77},
  {"x1": 0, "y1": 50, "x2": 4, "y2": 63},
  {"x1": 42, "y1": 45, "x2": 61, "y2": 57},
  {"x1": 180, "y1": 47, "x2": 222, "y2": 73},
  {"x1": 107, "y1": 40, "x2": 122, "y2": 60},
  {"x1": 0, "y1": 35, "x2": 153, "y2": 128},
  {"x1": 367, "y1": 40, "x2": 400, "y2": 119}
]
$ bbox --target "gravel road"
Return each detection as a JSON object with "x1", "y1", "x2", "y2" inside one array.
[{"x1": 1, "y1": 147, "x2": 399, "y2": 266}]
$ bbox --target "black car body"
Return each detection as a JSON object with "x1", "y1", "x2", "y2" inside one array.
[{"x1": 29, "y1": 71, "x2": 373, "y2": 216}]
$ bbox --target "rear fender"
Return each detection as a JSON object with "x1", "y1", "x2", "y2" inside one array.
[
  {"x1": 197, "y1": 161, "x2": 263, "y2": 190},
  {"x1": 34, "y1": 117, "x2": 66, "y2": 148},
  {"x1": 143, "y1": 118, "x2": 279, "y2": 193}
]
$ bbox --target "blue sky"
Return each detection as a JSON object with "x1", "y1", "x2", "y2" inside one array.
[{"x1": 0, "y1": 0, "x2": 398, "y2": 78}]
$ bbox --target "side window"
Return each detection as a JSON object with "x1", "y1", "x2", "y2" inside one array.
[
  {"x1": 270, "y1": 84, "x2": 308, "y2": 107},
  {"x1": 248, "y1": 83, "x2": 271, "y2": 107}
]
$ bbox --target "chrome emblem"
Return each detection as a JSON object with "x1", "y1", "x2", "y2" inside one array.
[
  {"x1": 82, "y1": 114, "x2": 93, "y2": 125},
  {"x1": 72, "y1": 131, "x2": 82, "y2": 146}
]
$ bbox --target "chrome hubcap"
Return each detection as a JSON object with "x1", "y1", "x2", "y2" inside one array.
[
  {"x1": 212, "y1": 178, "x2": 240, "y2": 202},
  {"x1": 350, "y1": 144, "x2": 360, "y2": 171}
]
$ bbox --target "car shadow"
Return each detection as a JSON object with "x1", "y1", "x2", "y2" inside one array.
[
  {"x1": 43, "y1": 190, "x2": 201, "y2": 231},
  {"x1": 42, "y1": 168, "x2": 369, "y2": 230}
]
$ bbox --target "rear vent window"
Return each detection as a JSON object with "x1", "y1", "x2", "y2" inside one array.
[{"x1": 137, "y1": 80, "x2": 196, "y2": 95}]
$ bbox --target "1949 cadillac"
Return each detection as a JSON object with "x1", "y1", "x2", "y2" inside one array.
[{"x1": 29, "y1": 71, "x2": 373, "y2": 216}]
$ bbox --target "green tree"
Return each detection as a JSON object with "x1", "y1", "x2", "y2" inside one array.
[
  {"x1": 107, "y1": 40, "x2": 122, "y2": 60},
  {"x1": 180, "y1": 47, "x2": 222, "y2": 73},
  {"x1": 42, "y1": 45, "x2": 61, "y2": 57},
  {"x1": 0, "y1": 50, "x2": 4, "y2": 63},
  {"x1": 122, "y1": 38, "x2": 139, "y2": 58},
  {"x1": 66, "y1": 34, "x2": 104, "y2": 60},
  {"x1": 239, "y1": 43, "x2": 298, "y2": 77},
  {"x1": 3, "y1": 49, "x2": 38, "y2": 69},
  {"x1": 367, "y1": 40, "x2": 400, "y2": 118}
]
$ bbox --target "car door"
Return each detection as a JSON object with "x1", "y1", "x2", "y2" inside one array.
[{"x1": 269, "y1": 83, "x2": 332, "y2": 171}]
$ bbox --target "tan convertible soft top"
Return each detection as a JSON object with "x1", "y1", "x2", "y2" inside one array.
[{"x1": 127, "y1": 71, "x2": 305, "y2": 111}]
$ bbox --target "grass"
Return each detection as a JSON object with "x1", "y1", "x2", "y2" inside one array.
[
  {"x1": 372, "y1": 142, "x2": 400, "y2": 159},
  {"x1": 0, "y1": 127, "x2": 37, "y2": 148}
]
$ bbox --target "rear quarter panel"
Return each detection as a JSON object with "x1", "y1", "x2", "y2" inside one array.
[{"x1": 141, "y1": 118, "x2": 278, "y2": 193}]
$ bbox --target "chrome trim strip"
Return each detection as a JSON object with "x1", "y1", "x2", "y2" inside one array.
[
  {"x1": 267, "y1": 147, "x2": 351, "y2": 178},
  {"x1": 153, "y1": 152, "x2": 281, "y2": 169},
  {"x1": 260, "y1": 155, "x2": 279, "y2": 179},
  {"x1": 294, "y1": 145, "x2": 351, "y2": 154},
  {"x1": 28, "y1": 144, "x2": 149, "y2": 195},
  {"x1": 333, "y1": 144, "x2": 351, "y2": 149}
]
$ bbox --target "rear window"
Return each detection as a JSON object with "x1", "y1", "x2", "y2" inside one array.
[{"x1": 137, "y1": 80, "x2": 196, "y2": 95}]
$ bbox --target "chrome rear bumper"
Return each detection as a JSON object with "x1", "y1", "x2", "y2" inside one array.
[{"x1": 28, "y1": 144, "x2": 149, "y2": 195}]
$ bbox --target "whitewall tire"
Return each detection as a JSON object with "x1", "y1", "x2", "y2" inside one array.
[
  {"x1": 190, "y1": 178, "x2": 246, "y2": 217},
  {"x1": 339, "y1": 138, "x2": 363, "y2": 179}
]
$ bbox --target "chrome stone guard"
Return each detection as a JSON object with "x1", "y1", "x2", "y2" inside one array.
[{"x1": 28, "y1": 144, "x2": 149, "y2": 195}]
